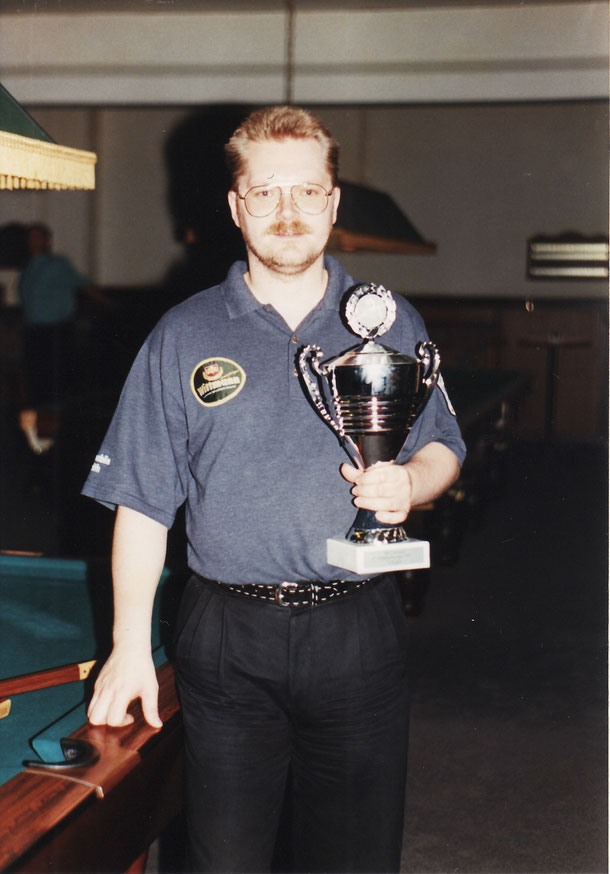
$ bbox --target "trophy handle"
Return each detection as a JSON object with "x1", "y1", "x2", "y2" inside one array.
[
  {"x1": 298, "y1": 345, "x2": 363, "y2": 469},
  {"x1": 413, "y1": 341, "x2": 441, "y2": 421},
  {"x1": 298, "y1": 345, "x2": 343, "y2": 437}
]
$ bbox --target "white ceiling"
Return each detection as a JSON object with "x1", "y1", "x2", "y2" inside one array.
[
  {"x1": 1, "y1": 0, "x2": 604, "y2": 105},
  {"x1": 0, "y1": 0, "x2": 596, "y2": 11}
]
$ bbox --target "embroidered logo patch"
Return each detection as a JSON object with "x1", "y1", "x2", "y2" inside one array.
[
  {"x1": 191, "y1": 357, "x2": 246, "y2": 407},
  {"x1": 90, "y1": 453, "x2": 111, "y2": 474},
  {"x1": 437, "y1": 373, "x2": 457, "y2": 416}
]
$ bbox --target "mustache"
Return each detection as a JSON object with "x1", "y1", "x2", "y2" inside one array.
[{"x1": 266, "y1": 220, "x2": 312, "y2": 235}]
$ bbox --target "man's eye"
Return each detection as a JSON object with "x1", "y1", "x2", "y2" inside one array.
[
  {"x1": 254, "y1": 188, "x2": 273, "y2": 198},
  {"x1": 302, "y1": 187, "x2": 324, "y2": 199}
]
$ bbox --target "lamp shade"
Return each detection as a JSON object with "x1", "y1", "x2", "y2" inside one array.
[
  {"x1": 0, "y1": 84, "x2": 96, "y2": 191},
  {"x1": 330, "y1": 180, "x2": 436, "y2": 255}
]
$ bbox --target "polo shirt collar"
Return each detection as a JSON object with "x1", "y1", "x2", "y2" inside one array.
[
  {"x1": 321, "y1": 254, "x2": 357, "y2": 311},
  {"x1": 220, "y1": 256, "x2": 355, "y2": 320}
]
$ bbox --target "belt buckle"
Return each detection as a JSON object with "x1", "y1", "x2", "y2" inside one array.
[{"x1": 275, "y1": 581, "x2": 304, "y2": 607}]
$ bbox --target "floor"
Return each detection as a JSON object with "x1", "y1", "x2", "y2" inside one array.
[{"x1": 402, "y1": 441, "x2": 607, "y2": 874}]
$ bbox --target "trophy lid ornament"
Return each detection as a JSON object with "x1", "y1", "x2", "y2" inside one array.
[{"x1": 344, "y1": 283, "x2": 396, "y2": 340}]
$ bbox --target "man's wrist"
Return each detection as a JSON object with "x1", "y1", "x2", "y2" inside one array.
[
  {"x1": 112, "y1": 630, "x2": 153, "y2": 654},
  {"x1": 400, "y1": 443, "x2": 461, "y2": 509},
  {"x1": 399, "y1": 461, "x2": 415, "y2": 512}
]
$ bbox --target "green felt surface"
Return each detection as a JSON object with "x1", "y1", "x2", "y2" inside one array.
[{"x1": 0, "y1": 555, "x2": 173, "y2": 785}]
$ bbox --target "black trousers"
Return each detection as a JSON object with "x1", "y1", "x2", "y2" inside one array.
[{"x1": 174, "y1": 574, "x2": 411, "y2": 874}]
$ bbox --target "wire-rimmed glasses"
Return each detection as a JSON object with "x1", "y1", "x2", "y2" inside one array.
[{"x1": 237, "y1": 183, "x2": 333, "y2": 217}]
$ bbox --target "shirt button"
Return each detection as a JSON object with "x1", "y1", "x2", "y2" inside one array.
[{"x1": 291, "y1": 335, "x2": 298, "y2": 344}]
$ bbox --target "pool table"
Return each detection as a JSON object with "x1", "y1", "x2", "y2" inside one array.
[
  {"x1": 0, "y1": 554, "x2": 184, "y2": 873},
  {"x1": 442, "y1": 366, "x2": 531, "y2": 512},
  {"x1": 399, "y1": 367, "x2": 530, "y2": 612}
]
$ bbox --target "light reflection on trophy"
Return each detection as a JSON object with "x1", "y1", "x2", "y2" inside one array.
[{"x1": 299, "y1": 283, "x2": 440, "y2": 574}]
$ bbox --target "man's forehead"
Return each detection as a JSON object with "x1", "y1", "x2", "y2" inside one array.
[{"x1": 239, "y1": 137, "x2": 329, "y2": 184}]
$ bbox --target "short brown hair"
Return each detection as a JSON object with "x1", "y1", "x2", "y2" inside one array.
[{"x1": 225, "y1": 105, "x2": 339, "y2": 188}]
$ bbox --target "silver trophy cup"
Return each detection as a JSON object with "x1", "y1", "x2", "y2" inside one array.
[{"x1": 299, "y1": 283, "x2": 440, "y2": 574}]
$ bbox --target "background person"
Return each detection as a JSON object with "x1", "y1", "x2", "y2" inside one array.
[{"x1": 18, "y1": 223, "x2": 111, "y2": 451}]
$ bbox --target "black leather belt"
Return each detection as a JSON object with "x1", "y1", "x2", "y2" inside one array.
[{"x1": 213, "y1": 578, "x2": 372, "y2": 608}]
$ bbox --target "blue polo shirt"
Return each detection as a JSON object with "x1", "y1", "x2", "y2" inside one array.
[
  {"x1": 19, "y1": 253, "x2": 87, "y2": 326},
  {"x1": 82, "y1": 256, "x2": 465, "y2": 584}
]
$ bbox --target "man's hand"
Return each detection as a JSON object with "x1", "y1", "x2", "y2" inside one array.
[
  {"x1": 341, "y1": 442, "x2": 461, "y2": 524},
  {"x1": 87, "y1": 505, "x2": 168, "y2": 730},
  {"x1": 87, "y1": 646, "x2": 162, "y2": 729},
  {"x1": 341, "y1": 461, "x2": 412, "y2": 524}
]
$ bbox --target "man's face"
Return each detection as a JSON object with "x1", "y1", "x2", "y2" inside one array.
[
  {"x1": 228, "y1": 138, "x2": 340, "y2": 277},
  {"x1": 28, "y1": 228, "x2": 50, "y2": 257}
]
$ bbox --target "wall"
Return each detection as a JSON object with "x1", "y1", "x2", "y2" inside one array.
[
  {"x1": 92, "y1": 109, "x2": 189, "y2": 285},
  {"x1": 0, "y1": 101, "x2": 606, "y2": 297},
  {"x1": 319, "y1": 101, "x2": 608, "y2": 299},
  {"x1": 0, "y1": 108, "x2": 189, "y2": 284},
  {"x1": 0, "y1": 3, "x2": 607, "y2": 289}
]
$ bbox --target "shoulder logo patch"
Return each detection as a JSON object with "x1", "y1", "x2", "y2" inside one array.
[
  {"x1": 191, "y1": 357, "x2": 246, "y2": 407},
  {"x1": 437, "y1": 373, "x2": 457, "y2": 417}
]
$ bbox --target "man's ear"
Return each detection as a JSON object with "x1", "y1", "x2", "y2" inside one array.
[
  {"x1": 331, "y1": 186, "x2": 341, "y2": 225},
  {"x1": 228, "y1": 190, "x2": 241, "y2": 229}
]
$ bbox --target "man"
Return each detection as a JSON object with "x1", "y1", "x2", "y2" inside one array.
[
  {"x1": 18, "y1": 223, "x2": 110, "y2": 450},
  {"x1": 83, "y1": 105, "x2": 465, "y2": 873}
]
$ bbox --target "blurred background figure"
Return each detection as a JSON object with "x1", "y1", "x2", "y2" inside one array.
[
  {"x1": 17, "y1": 222, "x2": 111, "y2": 453},
  {"x1": 159, "y1": 105, "x2": 249, "y2": 304}
]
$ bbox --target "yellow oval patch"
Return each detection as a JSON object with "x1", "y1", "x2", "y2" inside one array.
[{"x1": 190, "y1": 357, "x2": 246, "y2": 407}]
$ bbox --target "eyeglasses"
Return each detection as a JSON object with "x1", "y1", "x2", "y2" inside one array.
[{"x1": 236, "y1": 183, "x2": 333, "y2": 217}]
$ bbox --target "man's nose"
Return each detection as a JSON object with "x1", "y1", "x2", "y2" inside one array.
[{"x1": 276, "y1": 189, "x2": 298, "y2": 218}]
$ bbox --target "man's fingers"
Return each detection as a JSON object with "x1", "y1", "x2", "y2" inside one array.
[
  {"x1": 142, "y1": 707, "x2": 163, "y2": 730},
  {"x1": 108, "y1": 710, "x2": 135, "y2": 728},
  {"x1": 374, "y1": 509, "x2": 408, "y2": 525},
  {"x1": 353, "y1": 480, "x2": 395, "y2": 500},
  {"x1": 346, "y1": 461, "x2": 412, "y2": 521},
  {"x1": 141, "y1": 684, "x2": 162, "y2": 729},
  {"x1": 86, "y1": 646, "x2": 163, "y2": 728},
  {"x1": 341, "y1": 460, "x2": 394, "y2": 485},
  {"x1": 88, "y1": 688, "x2": 133, "y2": 727},
  {"x1": 353, "y1": 493, "x2": 406, "y2": 510},
  {"x1": 87, "y1": 689, "x2": 109, "y2": 725},
  {"x1": 352, "y1": 464, "x2": 408, "y2": 497},
  {"x1": 342, "y1": 460, "x2": 412, "y2": 523},
  {"x1": 340, "y1": 462, "x2": 361, "y2": 483}
]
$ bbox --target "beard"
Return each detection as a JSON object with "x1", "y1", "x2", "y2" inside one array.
[{"x1": 241, "y1": 219, "x2": 331, "y2": 276}]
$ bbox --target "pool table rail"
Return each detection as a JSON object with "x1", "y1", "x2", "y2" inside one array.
[{"x1": 0, "y1": 661, "x2": 182, "y2": 873}]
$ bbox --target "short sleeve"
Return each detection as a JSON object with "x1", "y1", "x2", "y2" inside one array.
[{"x1": 81, "y1": 325, "x2": 188, "y2": 527}]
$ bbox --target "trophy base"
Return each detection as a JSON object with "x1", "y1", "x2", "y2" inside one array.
[{"x1": 326, "y1": 535, "x2": 430, "y2": 574}]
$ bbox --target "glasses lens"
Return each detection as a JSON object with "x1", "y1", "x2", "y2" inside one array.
[
  {"x1": 292, "y1": 184, "x2": 329, "y2": 215},
  {"x1": 242, "y1": 183, "x2": 330, "y2": 216},
  {"x1": 244, "y1": 186, "x2": 281, "y2": 217}
]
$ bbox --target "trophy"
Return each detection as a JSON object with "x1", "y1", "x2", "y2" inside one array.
[{"x1": 299, "y1": 283, "x2": 440, "y2": 574}]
